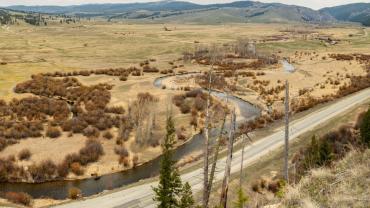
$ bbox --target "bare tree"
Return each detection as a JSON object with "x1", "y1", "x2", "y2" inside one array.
[
  {"x1": 206, "y1": 108, "x2": 228, "y2": 202},
  {"x1": 220, "y1": 108, "x2": 236, "y2": 207},
  {"x1": 203, "y1": 66, "x2": 212, "y2": 208},
  {"x1": 284, "y1": 80, "x2": 290, "y2": 183},
  {"x1": 203, "y1": 44, "x2": 223, "y2": 208}
]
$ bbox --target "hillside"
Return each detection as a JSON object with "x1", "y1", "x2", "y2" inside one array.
[
  {"x1": 0, "y1": 9, "x2": 11, "y2": 24},
  {"x1": 7, "y1": 1, "x2": 335, "y2": 24},
  {"x1": 321, "y1": 3, "x2": 370, "y2": 26},
  {"x1": 281, "y1": 149, "x2": 370, "y2": 207}
]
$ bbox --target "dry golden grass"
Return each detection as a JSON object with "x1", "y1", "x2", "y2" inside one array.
[{"x1": 281, "y1": 149, "x2": 370, "y2": 208}]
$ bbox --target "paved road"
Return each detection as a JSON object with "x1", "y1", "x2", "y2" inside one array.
[{"x1": 55, "y1": 88, "x2": 370, "y2": 208}]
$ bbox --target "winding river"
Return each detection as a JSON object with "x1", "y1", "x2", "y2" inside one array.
[{"x1": 0, "y1": 73, "x2": 260, "y2": 199}]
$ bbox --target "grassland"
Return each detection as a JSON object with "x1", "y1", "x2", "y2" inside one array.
[{"x1": 0, "y1": 21, "x2": 369, "y2": 192}]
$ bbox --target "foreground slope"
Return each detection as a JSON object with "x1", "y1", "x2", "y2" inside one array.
[{"x1": 281, "y1": 149, "x2": 370, "y2": 208}]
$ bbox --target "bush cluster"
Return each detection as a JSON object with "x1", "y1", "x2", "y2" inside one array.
[
  {"x1": 18, "y1": 149, "x2": 31, "y2": 161},
  {"x1": 4, "y1": 192, "x2": 32, "y2": 206},
  {"x1": 46, "y1": 126, "x2": 62, "y2": 138},
  {"x1": 292, "y1": 124, "x2": 363, "y2": 178},
  {"x1": 68, "y1": 187, "x2": 81, "y2": 199}
]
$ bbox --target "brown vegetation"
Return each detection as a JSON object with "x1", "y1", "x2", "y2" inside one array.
[
  {"x1": 18, "y1": 149, "x2": 31, "y2": 161},
  {"x1": 46, "y1": 126, "x2": 62, "y2": 138},
  {"x1": 68, "y1": 187, "x2": 81, "y2": 200},
  {"x1": 4, "y1": 192, "x2": 32, "y2": 206}
]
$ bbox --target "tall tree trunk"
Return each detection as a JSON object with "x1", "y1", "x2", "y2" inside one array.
[
  {"x1": 284, "y1": 80, "x2": 290, "y2": 183},
  {"x1": 203, "y1": 68, "x2": 213, "y2": 208},
  {"x1": 239, "y1": 134, "x2": 247, "y2": 189},
  {"x1": 206, "y1": 113, "x2": 227, "y2": 202},
  {"x1": 220, "y1": 108, "x2": 236, "y2": 207}
]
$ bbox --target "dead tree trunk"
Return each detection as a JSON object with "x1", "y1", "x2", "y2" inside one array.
[
  {"x1": 203, "y1": 68, "x2": 213, "y2": 208},
  {"x1": 206, "y1": 112, "x2": 227, "y2": 201},
  {"x1": 220, "y1": 108, "x2": 236, "y2": 207},
  {"x1": 284, "y1": 80, "x2": 290, "y2": 183},
  {"x1": 239, "y1": 134, "x2": 247, "y2": 188}
]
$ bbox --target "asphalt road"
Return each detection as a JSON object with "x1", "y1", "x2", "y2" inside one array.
[{"x1": 55, "y1": 88, "x2": 370, "y2": 208}]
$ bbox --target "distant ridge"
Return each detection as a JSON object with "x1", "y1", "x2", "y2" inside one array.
[
  {"x1": 320, "y1": 3, "x2": 370, "y2": 26},
  {"x1": 6, "y1": 1, "x2": 336, "y2": 24}
]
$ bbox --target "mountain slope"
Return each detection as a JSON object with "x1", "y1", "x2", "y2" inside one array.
[
  {"x1": 7, "y1": 1, "x2": 335, "y2": 24},
  {"x1": 321, "y1": 3, "x2": 370, "y2": 26},
  {"x1": 7, "y1": 1, "x2": 204, "y2": 14},
  {"x1": 0, "y1": 9, "x2": 12, "y2": 24}
]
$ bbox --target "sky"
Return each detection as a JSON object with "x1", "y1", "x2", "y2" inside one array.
[{"x1": 0, "y1": 0, "x2": 370, "y2": 10}]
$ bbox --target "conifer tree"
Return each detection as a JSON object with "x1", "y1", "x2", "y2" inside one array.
[
  {"x1": 318, "y1": 139, "x2": 333, "y2": 166},
  {"x1": 233, "y1": 188, "x2": 249, "y2": 208},
  {"x1": 179, "y1": 182, "x2": 195, "y2": 208},
  {"x1": 153, "y1": 116, "x2": 182, "y2": 208}
]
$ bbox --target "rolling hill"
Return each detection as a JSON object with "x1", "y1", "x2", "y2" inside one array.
[
  {"x1": 6, "y1": 1, "x2": 335, "y2": 24},
  {"x1": 321, "y1": 3, "x2": 370, "y2": 26},
  {"x1": 0, "y1": 9, "x2": 12, "y2": 25}
]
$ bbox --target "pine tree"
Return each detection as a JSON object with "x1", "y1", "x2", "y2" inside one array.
[
  {"x1": 153, "y1": 116, "x2": 183, "y2": 208},
  {"x1": 318, "y1": 139, "x2": 333, "y2": 166},
  {"x1": 233, "y1": 188, "x2": 249, "y2": 208},
  {"x1": 179, "y1": 182, "x2": 195, "y2": 208},
  {"x1": 304, "y1": 136, "x2": 320, "y2": 169},
  {"x1": 360, "y1": 108, "x2": 370, "y2": 147}
]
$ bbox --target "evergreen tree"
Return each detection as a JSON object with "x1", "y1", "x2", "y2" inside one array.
[
  {"x1": 360, "y1": 108, "x2": 370, "y2": 147},
  {"x1": 153, "y1": 116, "x2": 183, "y2": 208},
  {"x1": 179, "y1": 182, "x2": 195, "y2": 208},
  {"x1": 304, "y1": 136, "x2": 320, "y2": 169},
  {"x1": 233, "y1": 188, "x2": 249, "y2": 208},
  {"x1": 318, "y1": 139, "x2": 333, "y2": 166}
]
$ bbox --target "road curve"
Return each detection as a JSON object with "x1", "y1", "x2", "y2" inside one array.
[{"x1": 54, "y1": 88, "x2": 370, "y2": 208}]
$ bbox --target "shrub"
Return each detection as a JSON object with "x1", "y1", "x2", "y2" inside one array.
[
  {"x1": 267, "y1": 181, "x2": 279, "y2": 193},
  {"x1": 103, "y1": 131, "x2": 113, "y2": 140},
  {"x1": 5, "y1": 192, "x2": 32, "y2": 206},
  {"x1": 29, "y1": 160, "x2": 57, "y2": 182},
  {"x1": 0, "y1": 138, "x2": 7, "y2": 152},
  {"x1": 83, "y1": 126, "x2": 100, "y2": 138},
  {"x1": 132, "y1": 154, "x2": 139, "y2": 167},
  {"x1": 46, "y1": 126, "x2": 61, "y2": 138},
  {"x1": 70, "y1": 162, "x2": 84, "y2": 176},
  {"x1": 120, "y1": 157, "x2": 130, "y2": 167},
  {"x1": 194, "y1": 95, "x2": 206, "y2": 111},
  {"x1": 172, "y1": 95, "x2": 185, "y2": 107},
  {"x1": 177, "y1": 131, "x2": 186, "y2": 141},
  {"x1": 251, "y1": 182, "x2": 260, "y2": 193},
  {"x1": 61, "y1": 120, "x2": 73, "y2": 132},
  {"x1": 120, "y1": 75, "x2": 128, "y2": 81},
  {"x1": 57, "y1": 162, "x2": 69, "y2": 177},
  {"x1": 68, "y1": 187, "x2": 81, "y2": 199},
  {"x1": 79, "y1": 139, "x2": 104, "y2": 165},
  {"x1": 18, "y1": 149, "x2": 31, "y2": 161},
  {"x1": 355, "y1": 111, "x2": 366, "y2": 130},
  {"x1": 71, "y1": 118, "x2": 88, "y2": 133},
  {"x1": 180, "y1": 102, "x2": 191, "y2": 114},
  {"x1": 114, "y1": 146, "x2": 129, "y2": 158},
  {"x1": 360, "y1": 108, "x2": 370, "y2": 147},
  {"x1": 185, "y1": 89, "x2": 202, "y2": 98},
  {"x1": 105, "y1": 106, "x2": 125, "y2": 114}
]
